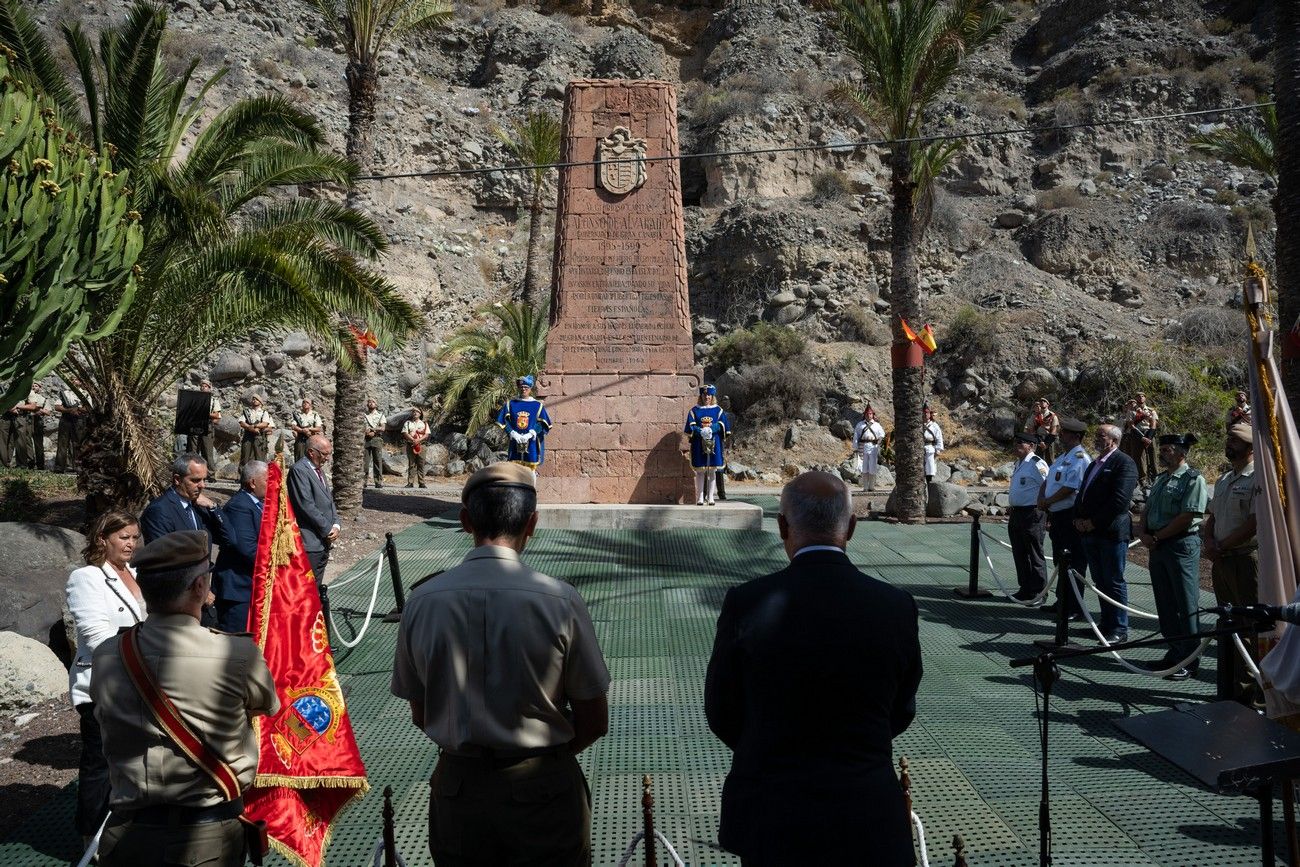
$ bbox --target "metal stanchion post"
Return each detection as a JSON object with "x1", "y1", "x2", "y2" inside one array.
[
  {"x1": 1036, "y1": 553, "x2": 1083, "y2": 651},
  {"x1": 1216, "y1": 612, "x2": 1236, "y2": 702},
  {"x1": 382, "y1": 786, "x2": 397, "y2": 867},
  {"x1": 382, "y1": 532, "x2": 406, "y2": 623},
  {"x1": 955, "y1": 514, "x2": 991, "y2": 598}
]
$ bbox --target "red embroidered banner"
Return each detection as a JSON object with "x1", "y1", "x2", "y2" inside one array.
[{"x1": 245, "y1": 460, "x2": 368, "y2": 867}]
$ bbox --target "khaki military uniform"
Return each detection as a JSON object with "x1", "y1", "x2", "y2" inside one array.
[
  {"x1": 364, "y1": 409, "x2": 386, "y2": 487},
  {"x1": 391, "y1": 545, "x2": 610, "y2": 866},
  {"x1": 402, "y1": 419, "x2": 428, "y2": 487},
  {"x1": 1122, "y1": 404, "x2": 1159, "y2": 484},
  {"x1": 291, "y1": 409, "x2": 324, "y2": 461},
  {"x1": 55, "y1": 388, "x2": 88, "y2": 472},
  {"x1": 91, "y1": 613, "x2": 278, "y2": 867},
  {"x1": 186, "y1": 394, "x2": 222, "y2": 470},
  {"x1": 1208, "y1": 461, "x2": 1259, "y2": 698},
  {"x1": 0, "y1": 400, "x2": 16, "y2": 467},
  {"x1": 1025, "y1": 409, "x2": 1061, "y2": 463},
  {"x1": 239, "y1": 407, "x2": 274, "y2": 467},
  {"x1": 14, "y1": 388, "x2": 41, "y2": 468}
]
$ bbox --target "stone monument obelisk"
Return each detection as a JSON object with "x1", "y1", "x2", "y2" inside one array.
[{"x1": 539, "y1": 79, "x2": 699, "y2": 504}]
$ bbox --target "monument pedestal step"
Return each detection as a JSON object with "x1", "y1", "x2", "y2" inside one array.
[{"x1": 535, "y1": 502, "x2": 763, "y2": 531}]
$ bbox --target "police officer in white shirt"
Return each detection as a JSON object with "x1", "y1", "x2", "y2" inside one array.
[
  {"x1": 1007, "y1": 432, "x2": 1049, "y2": 601},
  {"x1": 1038, "y1": 418, "x2": 1091, "y2": 620}
]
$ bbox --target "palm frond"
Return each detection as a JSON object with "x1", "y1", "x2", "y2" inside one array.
[
  {"x1": 216, "y1": 144, "x2": 356, "y2": 212},
  {"x1": 432, "y1": 301, "x2": 548, "y2": 434},
  {"x1": 181, "y1": 93, "x2": 331, "y2": 187},
  {"x1": 1188, "y1": 104, "x2": 1276, "y2": 178}
]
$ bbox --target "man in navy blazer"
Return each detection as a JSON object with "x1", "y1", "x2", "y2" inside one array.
[
  {"x1": 212, "y1": 461, "x2": 267, "y2": 633},
  {"x1": 705, "y1": 471, "x2": 922, "y2": 866},
  {"x1": 140, "y1": 453, "x2": 237, "y2": 627},
  {"x1": 1073, "y1": 423, "x2": 1139, "y2": 642},
  {"x1": 286, "y1": 434, "x2": 340, "y2": 635}
]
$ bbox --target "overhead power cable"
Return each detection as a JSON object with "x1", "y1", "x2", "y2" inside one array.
[{"x1": 344, "y1": 101, "x2": 1273, "y2": 183}]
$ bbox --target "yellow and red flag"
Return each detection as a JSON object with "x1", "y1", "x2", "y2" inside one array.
[
  {"x1": 245, "y1": 460, "x2": 368, "y2": 867},
  {"x1": 899, "y1": 317, "x2": 919, "y2": 343},
  {"x1": 918, "y1": 323, "x2": 938, "y2": 355}
]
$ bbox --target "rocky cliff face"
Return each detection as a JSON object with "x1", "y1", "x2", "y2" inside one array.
[{"x1": 24, "y1": 0, "x2": 1277, "y2": 475}]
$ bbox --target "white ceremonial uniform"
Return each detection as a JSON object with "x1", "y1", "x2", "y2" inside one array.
[
  {"x1": 922, "y1": 420, "x2": 944, "y2": 477},
  {"x1": 1042, "y1": 444, "x2": 1091, "y2": 514},
  {"x1": 852, "y1": 419, "x2": 886, "y2": 489}
]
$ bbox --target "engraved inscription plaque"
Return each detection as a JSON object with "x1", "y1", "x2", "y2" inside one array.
[{"x1": 540, "y1": 80, "x2": 699, "y2": 504}]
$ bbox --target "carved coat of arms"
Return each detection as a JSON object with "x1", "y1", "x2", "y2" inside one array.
[{"x1": 597, "y1": 127, "x2": 647, "y2": 195}]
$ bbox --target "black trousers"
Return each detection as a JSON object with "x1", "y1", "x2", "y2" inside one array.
[
  {"x1": 1008, "y1": 506, "x2": 1047, "y2": 595},
  {"x1": 76, "y1": 703, "x2": 111, "y2": 836},
  {"x1": 1047, "y1": 508, "x2": 1086, "y2": 616},
  {"x1": 307, "y1": 547, "x2": 331, "y2": 641}
]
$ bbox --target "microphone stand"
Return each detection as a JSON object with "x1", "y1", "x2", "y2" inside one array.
[{"x1": 1008, "y1": 615, "x2": 1270, "y2": 867}]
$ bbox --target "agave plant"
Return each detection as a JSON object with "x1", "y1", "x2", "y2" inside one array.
[
  {"x1": 0, "y1": 46, "x2": 141, "y2": 412},
  {"x1": 0, "y1": 0, "x2": 419, "y2": 512},
  {"x1": 432, "y1": 301, "x2": 549, "y2": 436}
]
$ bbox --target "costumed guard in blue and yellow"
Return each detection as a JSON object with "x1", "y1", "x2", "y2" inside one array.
[
  {"x1": 685, "y1": 385, "x2": 729, "y2": 506},
  {"x1": 496, "y1": 375, "x2": 552, "y2": 484}
]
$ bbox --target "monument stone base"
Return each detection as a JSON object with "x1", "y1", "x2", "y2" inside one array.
[
  {"x1": 536, "y1": 501, "x2": 762, "y2": 531},
  {"x1": 538, "y1": 371, "x2": 698, "y2": 504}
]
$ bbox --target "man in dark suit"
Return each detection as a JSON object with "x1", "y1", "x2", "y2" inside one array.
[
  {"x1": 140, "y1": 453, "x2": 238, "y2": 628},
  {"x1": 1073, "y1": 423, "x2": 1139, "y2": 643},
  {"x1": 211, "y1": 460, "x2": 266, "y2": 633},
  {"x1": 705, "y1": 471, "x2": 922, "y2": 866},
  {"x1": 286, "y1": 434, "x2": 340, "y2": 635}
]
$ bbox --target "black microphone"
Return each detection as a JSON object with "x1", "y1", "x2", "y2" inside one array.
[{"x1": 1210, "y1": 604, "x2": 1298, "y2": 624}]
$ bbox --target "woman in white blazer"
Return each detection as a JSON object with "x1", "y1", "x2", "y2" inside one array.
[{"x1": 65, "y1": 510, "x2": 145, "y2": 846}]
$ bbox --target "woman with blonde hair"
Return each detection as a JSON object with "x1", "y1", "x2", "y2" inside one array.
[{"x1": 65, "y1": 510, "x2": 145, "y2": 850}]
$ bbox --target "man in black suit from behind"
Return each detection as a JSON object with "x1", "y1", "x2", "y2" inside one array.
[
  {"x1": 705, "y1": 470, "x2": 922, "y2": 866},
  {"x1": 211, "y1": 460, "x2": 267, "y2": 633},
  {"x1": 1072, "y1": 423, "x2": 1139, "y2": 643}
]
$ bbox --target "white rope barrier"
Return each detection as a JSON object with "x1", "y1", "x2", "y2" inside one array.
[
  {"x1": 1068, "y1": 569, "x2": 1212, "y2": 676},
  {"x1": 911, "y1": 810, "x2": 931, "y2": 867},
  {"x1": 1232, "y1": 632, "x2": 1265, "y2": 686},
  {"x1": 329, "y1": 547, "x2": 387, "y2": 650},
  {"x1": 976, "y1": 532, "x2": 1055, "y2": 606},
  {"x1": 1074, "y1": 569, "x2": 1159, "y2": 620},
  {"x1": 984, "y1": 532, "x2": 1054, "y2": 562},
  {"x1": 615, "y1": 830, "x2": 686, "y2": 866},
  {"x1": 370, "y1": 839, "x2": 407, "y2": 867},
  {"x1": 75, "y1": 812, "x2": 109, "y2": 867}
]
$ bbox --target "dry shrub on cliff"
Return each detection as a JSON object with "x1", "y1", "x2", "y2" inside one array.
[{"x1": 1164, "y1": 307, "x2": 1248, "y2": 347}]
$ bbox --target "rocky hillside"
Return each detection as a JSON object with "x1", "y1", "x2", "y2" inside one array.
[{"x1": 23, "y1": 0, "x2": 1277, "y2": 477}]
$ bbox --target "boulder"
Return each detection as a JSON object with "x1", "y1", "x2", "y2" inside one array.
[
  {"x1": 870, "y1": 465, "x2": 895, "y2": 489},
  {"x1": 783, "y1": 425, "x2": 798, "y2": 449},
  {"x1": 1144, "y1": 369, "x2": 1179, "y2": 390},
  {"x1": 280, "y1": 331, "x2": 312, "y2": 357},
  {"x1": 930, "y1": 461, "x2": 952, "y2": 484},
  {"x1": 262, "y1": 353, "x2": 287, "y2": 374},
  {"x1": 829, "y1": 419, "x2": 854, "y2": 440},
  {"x1": 444, "y1": 432, "x2": 469, "y2": 457},
  {"x1": 383, "y1": 450, "x2": 408, "y2": 477},
  {"x1": 1013, "y1": 368, "x2": 1058, "y2": 402},
  {"x1": 446, "y1": 459, "x2": 467, "y2": 476},
  {"x1": 590, "y1": 26, "x2": 666, "y2": 79},
  {"x1": 727, "y1": 462, "x2": 758, "y2": 481},
  {"x1": 0, "y1": 630, "x2": 67, "y2": 712},
  {"x1": 926, "y1": 482, "x2": 970, "y2": 518},
  {"x1": 209, "y1": 353, "x2": 253, "y2": 383},
  {"x1": 988, "y1": 408, "x2": 1019, "y2": 444},
  {"x1": 837, "y1": 459, "x2": 861, "y2": 484},
  {"x1": 992, "y1": 461, "x2": 1016, "y2": 481},
  {"x1": 0, "y1": 523, "x2": 83, "y2": 657}
]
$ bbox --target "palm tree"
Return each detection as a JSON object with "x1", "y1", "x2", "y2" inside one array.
[
  {"x1": 1277, "y1": 4, "x2": 1300, "y2": 417},
  {"x1": 1189, "y1": 104, "x2": 1276, "y2": 179},
  {"x1": 493, "y1": 109, "x2": 562, "y2": 309},
  {"x1": 432, "y1": 301, "x2": 549, "y2": 436},
  {"x1": 831, "y1": 0, "x2": 1007, "y2": 522},
  {"x1": 1, "y1": 0, "x2": 418, "y2": 512},
  {"x1": 309, "y1": 0, "x2": 453, "y2": 515}
]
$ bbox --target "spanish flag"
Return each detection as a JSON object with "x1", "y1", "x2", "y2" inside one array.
[
  {"x1": 244, "y1": 460, "x2": 369, "y2": 867},
  {"x1": 900, "y1": 317, "x2": 919, "y2": 343},
  {"x1": 918, "y1": 323, "x2": 938, "y2": 355}
]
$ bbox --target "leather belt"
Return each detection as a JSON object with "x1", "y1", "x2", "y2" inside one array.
[
  {"x1": 1009, "y1": 505, "x2": 1038, "y2": 511},
  {"x1": 442, "y1": 743, "x2": 568, "y2": 763},
  {"x1": 123, "y1": 797, "x2": 244, "y2": 826}
]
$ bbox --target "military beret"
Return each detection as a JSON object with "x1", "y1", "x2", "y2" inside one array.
[
  {"x1": 1158, "y1": 433, "x2": 1198, "y2": 448},
  {"x1": 1014, "y1": 432, "x2": 1039, "y2": 445},
  {"x1": 1059, "y1": 417, "x2": 1088, "y2": 434},
  {"x1": 462, "y1": 461, "x2": 536, "y2": 504},
  {"x1": 131, "y1": 530, "x2": 211, "y2": 582},
  {"x1": 1228, "y1": 422, "x2": 1253, "y2": 444}
]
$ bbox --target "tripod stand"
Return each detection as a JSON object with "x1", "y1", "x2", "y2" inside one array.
[{"x1": 1009, "y1": 617, "x2": 1270, "y2": 867}]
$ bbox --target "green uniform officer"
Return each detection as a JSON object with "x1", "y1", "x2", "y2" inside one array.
[{"x1": 1139, "y1": 432, "x2": 1209, "y2": 681}]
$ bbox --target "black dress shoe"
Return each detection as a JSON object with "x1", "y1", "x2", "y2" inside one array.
[
  {"x1": 1164, "y1": 667, "x2": 1193, "y2": 681},
  {"x1": 1100, "y1": 632, "x2": 1128, "y2": 644},
  {"x1": 1011, "y1": 589, "x2": 1041, "y2": 602}
]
